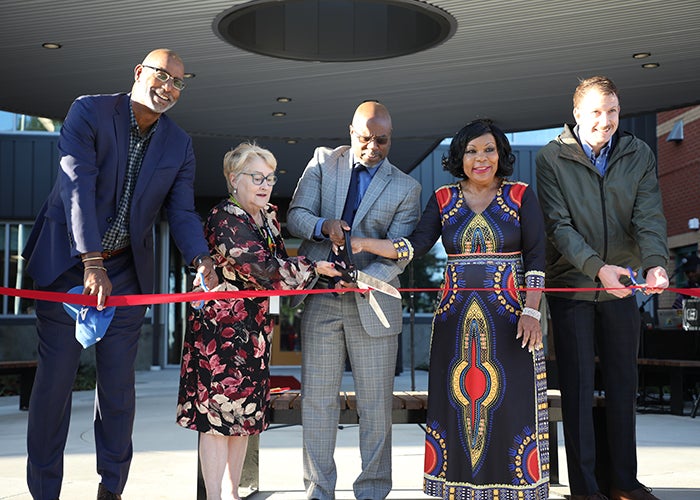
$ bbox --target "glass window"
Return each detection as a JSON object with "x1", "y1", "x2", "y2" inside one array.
[
  {"x1": 1, "y1": 222, "x2": 35, "y2": 316},
  {"x1": 674, "y1": 245, "x2": 699, "y2": 289}
]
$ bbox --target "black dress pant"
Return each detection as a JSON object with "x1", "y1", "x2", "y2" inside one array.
[
  {"x1": 548, "y1": 295, "x2": 643, "y2": 496},
  {"x1": 26, "y1": 252, "x2": 146, "y2": 500}
]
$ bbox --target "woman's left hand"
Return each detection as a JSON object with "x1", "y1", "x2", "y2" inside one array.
[{"x1": 516, "y1": 315, "x2": 542, "y2": 353}]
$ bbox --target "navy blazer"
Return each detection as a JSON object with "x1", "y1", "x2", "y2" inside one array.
[{"x1": 23, "y1": 93, "x2": 208, "y2": 294}]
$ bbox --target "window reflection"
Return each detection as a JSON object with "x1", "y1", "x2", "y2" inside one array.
[
  {"x1": 279, "y1": 298, "x2": 302, "y2": 352},
  {"x1": 1, "y1": 222, "x2": 34, "y2": 316}
]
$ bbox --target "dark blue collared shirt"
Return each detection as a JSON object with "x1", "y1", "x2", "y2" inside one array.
[
  {"x1": 313, "y1": 158, "x2": 384, "y2": 239},
  {"x1": 575, "y1": 125, "x2": 612, "y2": 176}
]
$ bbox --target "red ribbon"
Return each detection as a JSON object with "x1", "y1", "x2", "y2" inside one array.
[{"x1": 1, "y1": 285, "x2": 698, "y2": 308}]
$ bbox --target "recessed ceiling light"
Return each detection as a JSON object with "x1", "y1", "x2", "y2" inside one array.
[
  {"x1": 272, "y1": 111, "x2": 286, "y2": 117},
  {"x1": 286, "y1": 139, "x2": 298, "y2": 144},
  {"x1": 42, "y1": 42, "x2": 62, "y2": 49},
  {"x1": 633, "y1": 52, "x2": 651, "y2": 59},
  {"x1": 641, "y1": 62, "x2": 660, "y2": 69},
  {"x1": 276, "y1": 97, "x2": 292, "y2": 103},
  {"x1": 184, "y1": 73, "x2": 195, "y2": 79}
]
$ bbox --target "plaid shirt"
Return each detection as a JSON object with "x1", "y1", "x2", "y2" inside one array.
[{"x1": 101, "y1": 105, "x2": 158, "y2": 251}]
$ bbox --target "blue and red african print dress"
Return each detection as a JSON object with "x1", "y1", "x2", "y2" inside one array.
[{"x1": 400, "y1": 181, "x2": 548, "y2": 499}]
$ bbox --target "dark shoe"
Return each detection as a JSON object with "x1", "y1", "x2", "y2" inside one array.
[
  {"x1": 609, "y1": 486, "x2": 659, "y2": 500},
  {"x1": 97, "y1": 483, "x2": 122, "y2": 500}
]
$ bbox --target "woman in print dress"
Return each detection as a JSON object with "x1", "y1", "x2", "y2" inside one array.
[
  {"x1": 177, "y1": 142, "x2": 339, "y2": 500},
  {"x1": 352, "y1": 119, "x2": 549, "y2": 499}
]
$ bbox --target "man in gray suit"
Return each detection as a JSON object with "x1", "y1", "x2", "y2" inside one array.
[{"x1": 287, "y1": 101, "x2": 421, "y2": 500}]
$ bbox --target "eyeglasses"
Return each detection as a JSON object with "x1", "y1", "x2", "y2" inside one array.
[
  {"x1": 241, "y1": 172, "x2": 277, "y2": 186},
  {"x1": 142, "y1": 65, "x2": 186, "y2": 91},
  {"x1": 351, "y1": 131, "x2": 390, "y2": 146}
]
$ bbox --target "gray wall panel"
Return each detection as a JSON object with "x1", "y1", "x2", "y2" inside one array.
[{"x1": 0, "y1": 133, "x2": 59, "y2": 219}]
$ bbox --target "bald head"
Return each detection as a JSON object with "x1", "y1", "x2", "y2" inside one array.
[
  {"x1": 142, "y1": 48, "x2": 184, "y2": 68},
  {"x1": 349, "y1": 101, "x2": 392, "y2": 167},
  {"x1": 351, "y1": 101, "x2": 392, "y2": 131}
]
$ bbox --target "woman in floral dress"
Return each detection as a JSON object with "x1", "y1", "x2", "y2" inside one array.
[
  {"x1": 352, "y1": 119, "x2": 549, "y2": 499},
  {"x1": 177, "y1": 142, "x2": 338, "y2": 500}
]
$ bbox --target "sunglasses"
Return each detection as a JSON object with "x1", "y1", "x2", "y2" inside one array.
[
  {"x1": 142, "y1": 65, "x2": 186, "y2": 91},
  {"x1": 352, "y1": 131, "x2": 390, "y2": 146}
]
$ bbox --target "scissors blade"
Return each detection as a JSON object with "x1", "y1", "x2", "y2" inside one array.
[
  {"x1": 366, "y1": 290, "x2": 391, "y2": 328},
  {"x1": 336, "y1": 231, "x2": 401, "y2": 299},
  {"x1": 355, "y1": 270, "x2": 402, "y2": 299}
]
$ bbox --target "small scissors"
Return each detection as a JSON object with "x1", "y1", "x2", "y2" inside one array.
[
  {"x1": 192, "y1": 272, "x2": 210, "y2": 310},
  {"x1": 626, "y1": 267, "x2": 644, "y2": 294}
]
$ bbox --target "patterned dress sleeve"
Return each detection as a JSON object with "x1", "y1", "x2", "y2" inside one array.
[
  {"x1": 393, "y1": 191, "x2": 443, "y2": 262},
  {"x1": 206, "y1": 201, "x2": 316, "y2": 291}
]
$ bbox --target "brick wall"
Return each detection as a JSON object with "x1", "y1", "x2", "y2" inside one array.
[{"x1": 657, "y1": 106, "x2": 700, "y2": 237}]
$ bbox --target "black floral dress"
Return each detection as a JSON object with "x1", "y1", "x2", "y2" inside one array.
[
  {"x1": 177, "y1": 198, "x2": 316, "y2": 436},
  {"x1": 397, "y1": 181, "x2": 548, "y2": 499}
]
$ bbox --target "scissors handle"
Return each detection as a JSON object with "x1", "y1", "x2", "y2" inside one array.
[
  {"x1": 192, "y1": 272, "x2": 210, "y2": 310},
  {"x1": 627, "y1": 267, "x2": 640, "y2": 294},
  {"x1": 334, "y1": 230, "x2": 357, "y2": 283}
]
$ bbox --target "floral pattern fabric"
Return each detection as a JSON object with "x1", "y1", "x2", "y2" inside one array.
[{"x1": 177, "y1": 198, "x2": 316, "y2": 435}]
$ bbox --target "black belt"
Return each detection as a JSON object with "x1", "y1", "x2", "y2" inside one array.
[{"x1": 101, "y1": 246, "x2": 130, "y2": 259}]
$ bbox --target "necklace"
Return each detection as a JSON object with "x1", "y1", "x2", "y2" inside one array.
[{"x1": 229, "y1": 195, "x2": 277, "y2": 255}]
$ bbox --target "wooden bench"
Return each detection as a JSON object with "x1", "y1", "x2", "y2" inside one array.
[
  {"x1": 267, "y1": 390, "x2": 430, "y2": 425},
  {"x1": 0, "y1": 360, "x2": 38, "y2": 411},
  {"x1": 198, "y1": 390, "x2": 567, "y2": 498},
  {"x1": 553, "y1": 354, "x2": 700, "y2": 417},
  {"x1": 637, "y1": 358, "x2": 700, "y2": 416}
]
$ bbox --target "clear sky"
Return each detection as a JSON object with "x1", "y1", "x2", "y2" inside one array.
[
  {"x1": 0, "y1": 111, "x2": 15, "y2": 131},
  {"x1": 506, "y1": 127, "x2": 561, "y2": 145},
  {"x1": 440, "y1": 127, "x2": 562, "y2": 147}
]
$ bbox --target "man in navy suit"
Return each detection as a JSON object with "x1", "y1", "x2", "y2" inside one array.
[{"x1": 22, "y1": 48, "x2": 218, "y2": 500}]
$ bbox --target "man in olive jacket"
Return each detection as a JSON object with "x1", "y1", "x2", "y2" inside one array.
[{"x1": 536, "y1": 76, "x2": 668, "y2": 500}]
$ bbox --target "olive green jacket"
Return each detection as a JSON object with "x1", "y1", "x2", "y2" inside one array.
[{"x1": 536, "y1": 124, "x2": 669, "y2": 301}]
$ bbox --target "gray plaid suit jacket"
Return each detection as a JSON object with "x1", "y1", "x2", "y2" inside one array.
[{"x1": 287, "y1": 145, "x2": 422, "y2": 336}]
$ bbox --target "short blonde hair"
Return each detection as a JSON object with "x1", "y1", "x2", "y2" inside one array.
[{"x1": 223, "y1": 142, "x2": 277, "y2": 194}]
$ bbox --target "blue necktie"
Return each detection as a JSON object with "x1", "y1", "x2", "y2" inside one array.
[
  {"x1": 341, "y1": 164, "x2": 366, "y2": 228},
  {"x1": 328, "y1": 164, "x2": 366, "y2": 288}
]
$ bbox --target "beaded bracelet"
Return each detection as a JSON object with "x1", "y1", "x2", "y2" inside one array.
[
  {"x1": 525, "y1": 271, "x2": 545, "y2": 290},
  {"x1": 81, "y1": 256, "x2": 104, "y2": 262},
  {"x1": 392, "y1": 238, "x2": 413, "y2": 262},
  {"x1": 84, "y1": 266, "x2": 107, "y2": 272},
  {"x1": 521, "y1": 307, "x2": 542, "y2": 321}
]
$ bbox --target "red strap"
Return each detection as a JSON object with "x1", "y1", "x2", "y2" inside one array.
[{"x1": 1, "y1": 285, "x2": 697, "y2": 308}]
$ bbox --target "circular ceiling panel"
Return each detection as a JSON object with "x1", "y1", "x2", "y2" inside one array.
[{"x1": 214, "y1": 0, "x2": 456, "y2": 62}]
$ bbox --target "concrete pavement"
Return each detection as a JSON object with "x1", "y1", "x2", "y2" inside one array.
[{"x1": 1, "y1": 366, "x2": 699, "y2": 499}]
